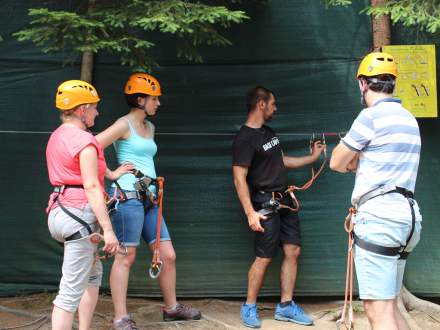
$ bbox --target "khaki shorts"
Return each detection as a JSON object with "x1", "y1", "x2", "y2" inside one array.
[{"x1": 48, "y1": 204, "x2": 103, "y2": 313}]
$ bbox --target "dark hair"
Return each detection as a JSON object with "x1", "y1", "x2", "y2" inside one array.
[
  {"x1": 125, "y1": 93, "x2": 150, "y2": 109},
  {"x1": 365, "y1": 74, "x2": 396, "y2": 94},
  {"x1": 246, "y1": 86, "x2": 274, "y2": 113}
]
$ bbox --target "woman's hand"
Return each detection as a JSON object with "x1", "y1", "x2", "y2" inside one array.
[
  {"x1": 107, "y1": 162, "x2": 134, "y2": 181},
  {"x1": 102, "y1": 229, "x2": 119, "y2": 255}
]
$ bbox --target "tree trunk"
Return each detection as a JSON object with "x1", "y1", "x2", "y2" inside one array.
[
  {"x1": 80, "y1": 0, "x2": 96, "y2": 83},
  {"x1": 397, "y1": 293, "x2": 422, "y2": 330},
  {"x1": 401, "y1": 286, "x2": 440, "y2": 316},
  {"x1": 371, "y1": 0, "x2": 391, "y2": 51},
  {"x1": 80, "y1": 51, "x2": 94, "y2": 83}
]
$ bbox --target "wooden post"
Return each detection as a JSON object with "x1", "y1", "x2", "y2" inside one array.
[
  {"x1": 371, "y1": 0, "x2": 391, "y2": 51},
  {"x1": 80, "y1": 0, "x2": 96, "y2": 83}
]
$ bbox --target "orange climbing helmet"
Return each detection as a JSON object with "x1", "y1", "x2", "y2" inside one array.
[
  {"x1": 357, "y1": 52, "x2": 398, "y2": 79},
  {"x1": 56, "y1": 80, "x2": 100, "y2": 111},
  {"x1": 124, "y1": 72, "x2": 162, "y2": 96}
]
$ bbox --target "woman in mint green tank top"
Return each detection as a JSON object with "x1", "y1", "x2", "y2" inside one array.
[{"x1": 97, "y1": 73, "x2": 201, "y2": 328}]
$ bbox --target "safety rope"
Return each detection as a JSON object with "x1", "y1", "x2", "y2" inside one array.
[
  {"x1": 149, "y1": 177, "x2": 165, "y2": 279},
  {"x1": 336, "y1": 207, "x2": 356, "y2": 330},
  {"x1": 283, "y1": 134, "x2": 328, "y2": 211}
]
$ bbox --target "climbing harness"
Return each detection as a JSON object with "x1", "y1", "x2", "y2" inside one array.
[
  {"x1": 51, "y1": 185, "x2": 128, "y2": 260},
  {"x1": 108, "y1": 169, "x2": 160, "y2": 212},
  {"x1": 112, "y1": 169, "x2": 165, "y2": 279},
  {"x1": 149, "y1": 177, "x2": 165, "y2": 279},
  {"x1": 337, "y1": 185, "x2": 416, "y2": 329},
  {"x1": 51, "y1": 185, "x2": 94, "y2": 241},
  {"x1": 257, "y1": 133, "x2": 327, "y2": 215},
  {"x1": 129, "y1": 169, "x2": 162, "y2": 208},
  {"x1": 89, "y1": 233, "x2": 128, "y2": 260},
  {"x1": 106, "y1": 182, "x2": 127, "y2": 215},
  {"x1": 353, "y1": 185, "x2": 416, "y2": 260},
  {"x1": 257, "y1": 192, "x2": 296, "y2": 216}
]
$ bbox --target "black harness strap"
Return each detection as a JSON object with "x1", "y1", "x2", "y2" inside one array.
[
  {"x1": 53, "y1": 185, "x2": 93, "y2": 237},
  {"x1": 113, "y1": 180, "x2": 128, "y2": 200},
  {"x1": 353, "y1": 187, "x2": 416, "y2": 260}
]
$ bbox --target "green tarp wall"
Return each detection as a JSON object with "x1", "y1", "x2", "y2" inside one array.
[{"x1": 0, "y1": 0, "x2": 439, "y2": 297}]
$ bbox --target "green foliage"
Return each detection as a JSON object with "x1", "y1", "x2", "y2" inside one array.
[
  {"x1": 324, "y1": 0, "x2": 440, "y2": 34},
  {"x1": 14, "y1": 0, "x2": 249, "y2": 70},
  {"x1": 324, "y1": 0, "x2": 352, "y2": 7}
]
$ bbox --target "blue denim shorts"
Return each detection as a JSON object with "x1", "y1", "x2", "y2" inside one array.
[
  {"x1": 109, "y1": 188, "x2": 171, "y2": 247},
  {"x1": 353, "y1": 212, "x2": 421, "y2": 300}
]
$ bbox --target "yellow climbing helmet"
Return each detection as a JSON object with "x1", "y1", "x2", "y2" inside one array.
[
  {"x1": 56, "y1": 80, "x2": 100, "y2": 111},
  {"x1": 357, "y1": 52, "x2": 398, "y2": 79},
  {"x1": 124, "y1": 72, "x2": 162, "y2": 96}
]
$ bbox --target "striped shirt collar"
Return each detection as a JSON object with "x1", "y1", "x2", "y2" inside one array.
[{"x1": 373, "y1": 97, "x2": 402, "y2": 107}]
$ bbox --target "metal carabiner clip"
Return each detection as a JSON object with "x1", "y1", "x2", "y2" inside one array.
[
  {"x1": 309, "y1": 133, "x2": 315, "y2": 154},
  {"x1": 96, "y1": 243, "x2": 128, "y2": 260},
  {"x1": 89, "y1": 233, "x2": 128, "y2": 259},
  {"x1": 148, "y1": 260, "x2": 163, "y2": 279}
]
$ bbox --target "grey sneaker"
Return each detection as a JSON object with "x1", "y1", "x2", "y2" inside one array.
[
  {"x1": 163, "y1": 303, "x2": 202, "y2": 321},
  {"x1": 111, "y1": 315, "x2": 138, "y2": 330}
]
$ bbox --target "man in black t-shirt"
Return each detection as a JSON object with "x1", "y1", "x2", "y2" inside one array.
[{"x1": 232, "y1": 86, "x2": 325, "y2": 328}]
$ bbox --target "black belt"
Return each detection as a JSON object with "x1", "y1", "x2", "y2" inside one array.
[{"x1": 353, "y1": 187, "x2": 415, "y2": 260}]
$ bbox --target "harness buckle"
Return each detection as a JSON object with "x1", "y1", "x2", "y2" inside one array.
[
  {"x1": 54, "y1": 185, "x2": 65, "y2": 194},
  {"x1": 261, "y1": 198, "x2": 281, "y2": 212},
  {"x1": 106, "y1": 197, "x2": 119, "y2": 215},
  {"x1": 134, "y1": 176, "x2": 152, "y2": 191}
]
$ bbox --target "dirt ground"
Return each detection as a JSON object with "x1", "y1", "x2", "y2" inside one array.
[{"x1": 1, "y1": 293, "x2": 440, "y2": 330}]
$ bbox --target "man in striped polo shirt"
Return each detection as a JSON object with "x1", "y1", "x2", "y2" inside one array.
[{"x1": 330, "y1": 52, "x2": 422, "y2": 330}]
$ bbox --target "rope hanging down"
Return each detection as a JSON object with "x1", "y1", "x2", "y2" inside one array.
[
  {"x1": 336, "y1": 207, "x2": 356, "y2": 330},
  {"x1": 149, "y1": 177, "x2": 165, "y2": 279}
]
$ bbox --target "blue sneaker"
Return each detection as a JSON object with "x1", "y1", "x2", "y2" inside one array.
[
  {"x1": 240, "y1": 303, "x2": 261, "y2": 328},
  {"x1": 274, "y1": 301, "x2": 313, "y2": 326}
]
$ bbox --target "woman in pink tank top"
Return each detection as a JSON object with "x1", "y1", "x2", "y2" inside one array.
[{"x1": 46, "y1": 80, "x2": 130, "y2": 330}]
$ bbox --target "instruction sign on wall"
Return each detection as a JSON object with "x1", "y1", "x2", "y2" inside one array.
[{"x1": 383, "y1": 44, "x2": 437, "y2": 118}]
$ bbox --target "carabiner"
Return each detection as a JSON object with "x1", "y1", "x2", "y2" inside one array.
[
  {"x1": 335, "y1": 319, "x2": 353, "y2": 330},
  {"x1": 309, "y1": 133, "x2": 315, "y2": 153},
  {"x1": 149, "y1": 260, "x2": 163, "y2": 279},
  {"x1": 89, "y1": 233, "x2": 128, "y2": 259}
]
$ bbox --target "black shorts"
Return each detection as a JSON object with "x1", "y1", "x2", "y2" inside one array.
[{"x1": 252, "y1": 198, "x2": 301, "y2": 258}]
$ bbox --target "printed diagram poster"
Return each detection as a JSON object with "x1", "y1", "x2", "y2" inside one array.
[{"x1": 383, "y1": 45, "x2": 437, "y2": 118}]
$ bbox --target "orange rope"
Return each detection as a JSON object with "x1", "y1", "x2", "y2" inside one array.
[
  {"x1": 150, "y1": 177, "x2": 164, "y2": 277},
  {"x1": 337, "y1": 207, "x2": 356, "y2": 330},
  {"x1": 284, "y1": 155, "x2": 327, "y2": 212}
]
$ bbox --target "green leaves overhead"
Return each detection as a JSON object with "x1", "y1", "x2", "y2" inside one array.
[
  {"x1": 324, "y1": 0, "x2": 440, "y2": 34},
  {"x1": 14, "y1": 0, "x2": 249, "y2": 69}
]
